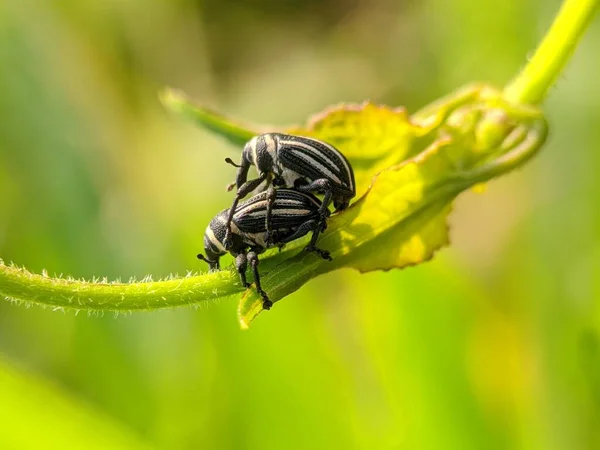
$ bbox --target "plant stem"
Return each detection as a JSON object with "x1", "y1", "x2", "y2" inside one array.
[
  {"x1": 0, "y1": 262, "x2": 241, "y2": 311},
  {"x1": 504, "y1": 0, "x2": 599, "y2": 105}
]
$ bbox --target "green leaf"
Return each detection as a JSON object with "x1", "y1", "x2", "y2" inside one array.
[
  {"x1": 159, "y1": 87, "x2": 259, "y2": 147},
  {"x1": 237, "y1": 92, "x2": 548, "y2": 327},
  {"x1": 288, "y1": 102, "x2": 435, "y2": 197},
  {"x1": 237, "y1": 142, "x2": 454, "y2": 328}
]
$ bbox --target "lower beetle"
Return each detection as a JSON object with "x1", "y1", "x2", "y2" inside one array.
[{"x1": 197, "y1": 188, "x2": 332, "y2": 309}]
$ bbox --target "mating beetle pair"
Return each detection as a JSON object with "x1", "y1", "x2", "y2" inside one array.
[{"x1": 198, "y1": 132, "x2": 356, "y2": 309}]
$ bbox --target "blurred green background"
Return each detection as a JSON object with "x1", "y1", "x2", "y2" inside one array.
[{"x1": 1, "y1": 0, "x2": 599, "y2": 449}]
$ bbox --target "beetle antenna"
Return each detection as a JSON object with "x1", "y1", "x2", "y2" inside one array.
[
  {"x1": 225, "y1": 157, "x2": 242, "y2": 168},
  {"x1": 197, "y1": 254, "x2": 210, "y2": 263}
]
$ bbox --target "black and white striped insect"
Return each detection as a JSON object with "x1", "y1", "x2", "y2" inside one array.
[
  {"x1": 223, "y1": 133, "x2": 355, "y2": 249},
  {"x1": 198, "y1": 188, "x2": 332, "y2": 309}
]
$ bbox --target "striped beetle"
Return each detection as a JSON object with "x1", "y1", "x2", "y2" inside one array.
[
  {"x1": 223, "y1": 133, "x2": 355, "y2": 249},
  {"x1": 198, "y1": 188, "x2": 332, "y2": 309}
]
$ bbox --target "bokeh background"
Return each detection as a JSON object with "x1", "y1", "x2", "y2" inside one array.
[{"x1": 1, "y1": 0, "x2": 599, "y2": 449}]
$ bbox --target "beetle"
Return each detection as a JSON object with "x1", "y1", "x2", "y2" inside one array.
[
  {"x1": 223, "y1": 133, "x2": 355, "y2": 248},
  {"x1": 197, "y1": 188, "x2": 332, "y2": 310}
]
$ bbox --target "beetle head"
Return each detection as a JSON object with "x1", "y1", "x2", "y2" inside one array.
[
  {"x1": 199, "y1": 218, "x2": 228, "y2": 271},
  {"x1": 243, "y1": 134, "x2": 277, "y2": 173}
]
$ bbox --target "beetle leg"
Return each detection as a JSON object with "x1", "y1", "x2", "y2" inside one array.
[
  {"x1": 303, "y1": 219, "x2": 332, "y2": 261},
  {"x1": 319, "y1": 188, "x2": 333, "y2": 220},
  {"x1": 278, "y1": 220, "x2": 314, "y2": 244},
  {"x1": 278, "y1": 219, "x2": 332, "y2": 261},
  {"x1": 265, "y1": 185, "x2": 276, "y2": 246},
  {"x1": 224, "y1": 172, "x2": 269, "y2": 249},
  {"x1": 247, "y1": 251, "x2": 272, "y2": 310},
  {"x1": 294, "y1": 178, "x2": 333, "y2": 228},
  {"x1": 234, "y1": 253, "x2": 250, "y2": 288}
]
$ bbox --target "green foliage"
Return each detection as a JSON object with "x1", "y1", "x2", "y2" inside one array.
[
  {"x1": 0, "y1": 1, "x2": 599, "y2": 448},
  {"x1": 0, "y1": 84, "x2": 547, "y2": 328}
]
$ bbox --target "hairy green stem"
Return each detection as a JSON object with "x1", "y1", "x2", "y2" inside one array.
[
  {"x1": 504, "y1": 0, "x2": 599, "y2": 105},
  {"x1": 0, "y1": 262, "x2": 241, "y2": 311}
]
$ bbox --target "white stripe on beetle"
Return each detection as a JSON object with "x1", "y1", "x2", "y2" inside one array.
[
  {"x1": 205, "y1": 226, "x2": 226, "y2": 252},
  {"x1": 284, "y1": 145, "x2": 343, "y2": 185},
  {"x1": 280, "y1": 137, "x2": 353, "y2": 190},
  {"x1": 246, "y1": 208, "x2": 312, "y2": 219}
]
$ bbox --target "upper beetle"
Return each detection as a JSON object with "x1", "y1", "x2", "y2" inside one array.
[
  {"x1": 198, "y1": 188, "x2": 332, "y2": 310},
  {"x1": 223, "y1": 133, "x2": 355, "y2": 247}
]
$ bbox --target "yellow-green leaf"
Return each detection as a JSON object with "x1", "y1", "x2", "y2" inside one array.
[
  {"x1": 288, "y1": 102, "x2": 437, "y2": 197},
  {"x1": 237, "y1": 92, "x2": 548, "y2": 327}
]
